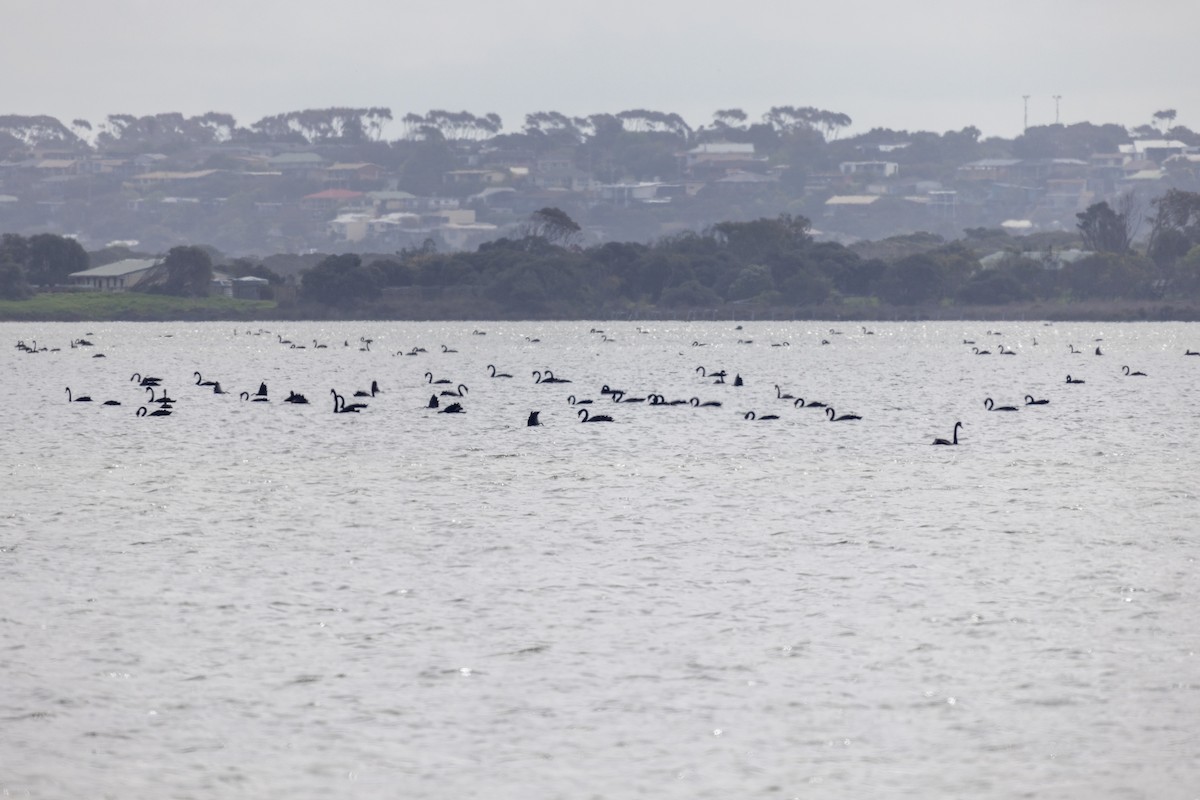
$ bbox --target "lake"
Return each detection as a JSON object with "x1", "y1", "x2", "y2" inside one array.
[{"x1": 3, "y1": 320, "x2": 1199, "y2": 799}]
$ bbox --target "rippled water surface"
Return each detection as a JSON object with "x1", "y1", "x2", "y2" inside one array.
[{"x1": 3, "y1": 320, "x2": 1199, "y2": 799}]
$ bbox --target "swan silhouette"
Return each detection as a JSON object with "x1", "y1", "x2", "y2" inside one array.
[
  {"x1": 1024, "y1": 395, "x2": 1049, "y2": 405},
  {"x1": 931, "y1": 422, "x2": 960, "y2": 448},
  {"x1": 65, "y1": 387, "x2": 92, "y2": 402},
  {"x1": 330, "y1": 390, "x2": 365, "y2": 413},
  {"x1": 1122, "y1": 365, "x2": 1147, "y2": 376},
  {"x1": 744, "y1": 411, "x2": 780, "y2": 420},
  {"x1": 541, "y1": 370, "x2": 570, "y2": 384},
  {"x1": 442, "y1": 344, "x2": 458, "y2": 353},
  {"x1": 427, "y1": 394, "x2": 439, "y2": 409},
  {"x1": 284, "y1": 391, "x2": 309, "y2": 404},
  {"x1": 1186, "y1": 350, "x2": 1200, "y2": 356},
  {"x1": 527, "y1": 411, "x2": 542, "y2": 427},
  {"x1": 194, "y1": 371, "x2": 216, "y2": 386},
  {"x1": 212, "y1": 382, "x2": 228, "y2": 395},
  {"x1": 568, "y1": 395, "x2": 593, "y2": 405},
  {"x1": 775, "y1": 384, "x2": 795, "y2": 400},
  {"x1": 1066, "y1": 375, "x2": 1085, "y2": 384},
  {"x1": 794, "y1": 398, "x2": 827, "y2": 408},
  {"x1": 137, "y1": 405, "x2": 171, "y2": 417},
  {"x1": 130, "y1": 373, "x2": 161, "y2": 386},
  {"x1": 610, "y1": 390, "x2": 645, "y2": 403},
  {"x1": 826, "y1": 407, "x2": 861, "y2": 421},
  {"x1": 439, "y1": 384, "x2": 468, "y2": 397},
  {"x1": 984, "y1": 397, "x2": 1018, "y2": 411},
  {"x1": 426, "y1": 372, "x2": 451, "y2": 384},
  {"x1": 487, "y1": 364, "x2": 512, "y2": 378},
  {"x1": 439, "y1": 402, "x2": 464, "y2": 414},
  {"x1": 972, "y1": 347, "x2": 991, "y2": 355},
  {"x1": 733, "y1": 374, "x2": 744, "y2": 386},
  {"x1": 690, "y1": 397, "x2": 721, "y2": 407},
  {"x1": 354, "y1": 380, "x2": 380, "y2": 397},
  {"x1": 578, "y1": 408, "x2": 613, "y2": 422},
  {"x1": 146, "y1": 386, "x2": 176, "y2": 404}
]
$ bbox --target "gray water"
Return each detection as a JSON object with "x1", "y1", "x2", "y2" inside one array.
[{"x1": 3, "y1": 320, "x2": 1199, "y2": 800}]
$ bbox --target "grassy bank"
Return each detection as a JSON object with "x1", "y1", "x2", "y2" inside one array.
[{"x1": 0, "y1": 292, "x2": 276, "y2": 322}]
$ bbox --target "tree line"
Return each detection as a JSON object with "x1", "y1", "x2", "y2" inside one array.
[{"x1": 5, "y1": 191, "x2": 1200, "y2": 313}]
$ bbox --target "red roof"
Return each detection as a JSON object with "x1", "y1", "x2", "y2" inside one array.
[{"x1": 303, "y1": 189, "x2": 365, "y2": 200}]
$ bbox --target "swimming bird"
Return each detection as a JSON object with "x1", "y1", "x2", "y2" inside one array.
[
  {"x1": 255, "y1": 382, "x2": 268, "y2": 397},
  {"x1": 313, "y1": 340, "x2": 328, "y2": 349},
  {"x1": 933, "y1": 421, "x2": 963, "y2": 445},
  {"x1": 439, "y1": 384, "x2": 468, "y2": 397},
  {"x1": 278, "y1": 334, "x2": 293, "y2": 345},
  {"x1": 1066, "y1": 375, "x2": 1085, "y2": 384},
  {"x1": 541, "y1": 370, "x2": 571, "y2": 384},
  {"x1": 284, "y1": 391, "x2": 309, "y2": 404},
  {"x1": 1186, "y1": 350, "x2": 1200, "y2": 356},
  {"x1": 578, "y1": 408, "x2": 613, "y2": 422},
  {"x1": 794, "y1": 398, "x2": 828, "y2": 408},
  {"x1": 744, "y1": 411, "x2": 779, "y2": 420},
  {"x1": 130, "y1": 373, "x2": 161, "y2": 386},
  {"x1": 136, "y1": 405, "x2": 171, "y2": 417},
  {"x1": 439, "y1": 402, "x2": 464, "y2": 414},
  {"x1": 330, "y1": 391, "x2": 359, "y2": 413},
  {"x1": 427, "y1": 394, "x2": 439, "y2": 409},
  {"x1": 984, "y1": 397, "x2": 1018, "y2": 411},
  {"x1": 567, "y1": 395, "x2": 593, "y2": 405},
  {"x1": 442, "y1": 344, "x2": 458, "y2": 353},
  {"x1": 212, "y1": 382, "x2": 228, "y2": 395},
  {"x1": 972, "y1": 347, "x2": 991, "y2": 355},
  {"x1": 1122, "y1": 365, "x2": 1147, "y2": 376},
  {"x1": 775, "y1": 384, "x2": 795, "y2": 400},
  {"x1": 1024, "y1": 395, "x2": 1049, "y2": 405},
  {"x1": 146, "y1": 386, "x2": 175, "y2": 404},
  {"x1": 193, "y1": 371, "x2": 216, "y2": 387},
  {"x1": 610, "y1": 390, "x2": 645, "y2": 403},
  {"x1": 1095, "y1": 346, "x2": 1103, "y2": 356},
  {"x1": 600, "y1": 384, "x2": 624, "y2": 396},
  {"x1": 354, "y1": 380, "x2": 381, "y2": 397},
  {"x1": 690, "y1": 397, "x2": 721, "y2": 408},
  {"x1": 426, "y1": 372, "x2": 451, "y2": 384},
  {"x1": 487, "y1": 364, "x2": 513, "y2": 378},
  {"x1": 527, "y1": 411, "x2": 542, "y2": 427},
  {"x1": 65, "y1": 387, "x2": 92, "y2": 402},
  {"x1": 240, "y1": 391, "x2": 268, "y2": 403},
  {"x1": 733, "y1": 374, "x2": 744, "y2": 386},
  {"x1": 998, "y1": 345, "x2": 1017, "y2": 355},
  {"x1": 826, "y1": 407, "x2": 862, "y2": 421}
]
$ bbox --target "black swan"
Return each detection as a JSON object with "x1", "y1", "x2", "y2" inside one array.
[
  {"x1": 426, "y1": 372, "x2": 452, "y2": 385},
  {"x1": 284, "y1": 391, "x2": 309, "y2": 404},
  {"x1": 146, "y1": 387, "x2": 176, "y2": 404},
  {"x1": 744, "y1": 411, "x2": 779, "y2": 420},
  {"x1": 137, "y1": 405, "x2": 171, "y2": 417},
  {"x1": 826, "y1": 407, "x2": 862, "y2": 421},
  {"x1": 972, "y1": 347, "x2": 991, "y2": 355},
  {"x1": 1066, "y1": 375, "x2": 1085, "y2": 384},
  {"x1": 984, "y1": 397, "x2": 1018, "y2": 411},
  {"x1": 439, "y1": 384, "x2": 468, "y2": 397},
  {"x1": 690, "y1": 397, "x2": 721, "y2": 408},
  {"x1": 65, "y1": 387, "x2": 92, "y2": 402},
  {"x1": 578, "y1": 408, "x2": 613, "y2": 422},
  {"x1": 427, "y1": 394, "x2": 439, "y2": 409},
  {"x1": 794, "y1": 398, "x2": 827, "y2": 408},
  {"x1": 1024, "y1": 395, "x2": 1049, "y2": 405},
  {"x1": 1122, "y1": 366, "x2": 1147, "y2": 376},
  {"x1": 775, "y1": 384, "x2": 795, "y2": 400},
  {"x1": 568, "y1": 395, "x2": 593, "y2": 405},
  {"x1": 527, "y1": 411, "x2": 542, "y2": 427},
  {"x1": 355, "y1": 380, "x2": 381, "y2": 397},
  {"x1": 933, "y1": 422, "x2": 963, "y2": 446},
  {"x1": 487, "y1": 364, "x2": 513, "y2": 378},
  {"x1": 194, "y1": 371, "x2": 216, "y2": 386},
  {"x1": 541, "y1": 370, "x2": 570, "y2": 384},
  {"x1": 610, "y1": 390, "x2": 645, "y2": 403},
  {"x1": 439, "y1": 402, "x2": 464, "y2": 414},
  {"x1": 442, "y1": 344, "x2": 458, "y2": 353}
]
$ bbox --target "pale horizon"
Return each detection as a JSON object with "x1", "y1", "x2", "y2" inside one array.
[{"x1": 5, "y1": 0, "x2": 1197, "y2": 141}]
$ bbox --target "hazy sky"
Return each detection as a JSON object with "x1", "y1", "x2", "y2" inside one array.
[{"x1": 5, "y1": 0, "x2": 1196, "y2": 140}]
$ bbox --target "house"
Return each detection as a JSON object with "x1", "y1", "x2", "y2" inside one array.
[
  {"x1": 956, "y1": 159, "x2": 1023, "y2": 182},
  {"x1": 69, "y1": 258, "x2": 160, "y2": 292},
  {"x1": 685, "y1": 142, "x2": 756, "y2": 169},
  {"x1": 324, "y1": 163, "x2": 384, "y2": 185},
  {"x1": 366, "y1": 190, "x2": 420, "y2": 212},
  {"x1": 839, "y1": 161, "x2": 899, "y2": 178},
  {"x1": 443, "y1": 169, "x2": 508, "y2": 187},
  {"x1": 232, "y1": 276, "x2": 271, "y2": 300},
  {"x1": 302, "y1": 188, "x2": 365, "y2": 214}
]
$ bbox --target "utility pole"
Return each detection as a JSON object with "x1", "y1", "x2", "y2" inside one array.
[
  {"x1": 1023, "y1": 95, "x2": 1030, "y2": 132},
  {"x1": 1053, "y1": 95, "x2": 1062, "y2": 125}
]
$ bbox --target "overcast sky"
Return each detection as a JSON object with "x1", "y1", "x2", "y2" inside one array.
[{"x1": 5, "y1": 0, "x2": 1196, "y2": 140}]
